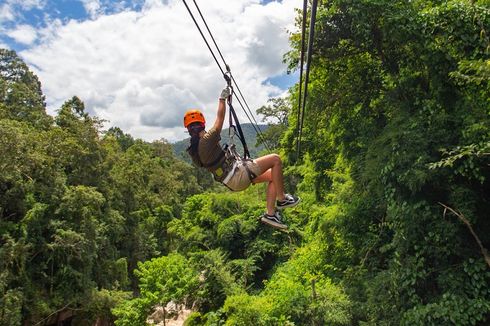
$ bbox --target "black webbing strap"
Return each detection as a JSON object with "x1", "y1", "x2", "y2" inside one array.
[
  {"x1": 229, "y1": 104, "x2": 251, "y2": 159},
  {"x1": 224, "y1": 71, "x2": 251, "y2": 159}
]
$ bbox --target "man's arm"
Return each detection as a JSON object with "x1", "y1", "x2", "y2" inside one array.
[{"x1": 212, "y1": 87, "x2": 231, "y2": 132}]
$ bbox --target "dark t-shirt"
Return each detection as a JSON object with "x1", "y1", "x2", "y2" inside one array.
[{"x1": 190, "y1": 127, "x2": 226, "y2": 172}]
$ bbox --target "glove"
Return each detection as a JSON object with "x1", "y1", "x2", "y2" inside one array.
[{"x1": 219, "y1": 86, "x2": 231, "y2": 100}]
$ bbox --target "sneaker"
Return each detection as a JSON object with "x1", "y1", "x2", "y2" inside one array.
[
  {"x1": 276, "y1": 194, "x2": 300, "y2": 210},
  {"x1": 260, "y1": 211, "x2": 288, "y2": 230}
]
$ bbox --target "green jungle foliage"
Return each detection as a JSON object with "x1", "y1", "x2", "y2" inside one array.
[
  {"x1": 0, "y1": 49, "x2": 204, "y2": 325},
  {"x1": 281, "y1": 0, "x2": 490, "y2": 325},
  {"x1": 1, "y1": 0, "x2": 490, "y2": 325}
]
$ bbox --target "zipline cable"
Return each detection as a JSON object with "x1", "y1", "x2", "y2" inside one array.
[
  {"x1": 296, "y1": 0, "x2": 308, "y2": 160},
  {"x1": 182, "y1": 0, "x2": 254, "y2": 152},
  {"x1": 190, "y1": 0, "x2": 269, "y2": 149},
  {"x1": 229, "y1": 75, "x2": 268, "y2": 148},
  {"x1": 297, "y1": 0, "x2": 318, "y2": 160},
  {"x1": 191, "y1": 0, "x2": 228, "y2": 71},
  {"x1": 183, "y1": 0, "x2": 272, "y2": 152},
  {"x1": 181, "y1": 0, "x2": 225, "y2": 76}
]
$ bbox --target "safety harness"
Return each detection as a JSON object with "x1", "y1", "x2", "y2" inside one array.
[{"x1": 189, "y1": 69, "x2": 258, "y2": 190}]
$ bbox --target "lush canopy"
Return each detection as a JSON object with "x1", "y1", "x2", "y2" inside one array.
[{"x1": 1, "y1": 0, "x2": 489, "y2": 324}]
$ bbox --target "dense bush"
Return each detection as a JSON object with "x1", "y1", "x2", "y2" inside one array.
[{"x1": 1, "y1": 0, "x2": 489, "y2": 324}]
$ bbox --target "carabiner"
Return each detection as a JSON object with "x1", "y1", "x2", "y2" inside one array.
[
  {"x1": 223, "y1": 72, "x2": 232, "y2": 87},
  {"x1": 223, "y1": 64, "x2": 232, "y2": 87}
]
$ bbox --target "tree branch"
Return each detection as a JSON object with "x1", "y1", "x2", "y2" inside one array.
[
  {"x1": 438, "y1": 202, "x2": 490, "y2": 268},
  {"x1": 33, "y1": 303, "x2": 76, "y2": 326}
]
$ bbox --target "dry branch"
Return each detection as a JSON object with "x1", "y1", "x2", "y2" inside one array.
[{"x1": 439, "y1": 202, "x2": 490, "y2": 268}]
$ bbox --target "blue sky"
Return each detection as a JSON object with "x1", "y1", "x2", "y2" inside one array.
[
  {"x1": 1, "y1": 1, "x2": 145, "y2": 51},
  {"x1": 1, "y1": 0, "x2": 301, "y2": 141}
]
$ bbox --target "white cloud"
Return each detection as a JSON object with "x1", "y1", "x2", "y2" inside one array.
[
  {"x1": 0, "y1": 0, "x2": 45, "y2": 47},
  {"x1": 81, "y1": 0, "x2": 102, "y2": 19},
  {"x1": 7, "y1": 24, "x2": 38, "y2": 45},
  {"x1": 0, "y1": 4, "x2": 16, "y2": 22},
  {"x1": 21, "y1": 0, "x2": 301, "y2": 142},
  {"x1": 0, "y1": 0, "x2": 45, "y2": 22}
]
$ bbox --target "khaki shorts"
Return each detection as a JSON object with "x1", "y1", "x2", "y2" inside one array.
[{"x1": 224, "y1": 160, "x2": 262, "y2": 191}]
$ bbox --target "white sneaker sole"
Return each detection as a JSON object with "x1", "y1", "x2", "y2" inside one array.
[
  {"x1": 260, "y1": 217, "x2": 288, "y2": 230},
  {"x1": 276, "y1": 197, "x2": 301, "y2": 210}
]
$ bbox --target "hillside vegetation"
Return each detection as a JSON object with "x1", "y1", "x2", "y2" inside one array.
[{"x1": 1, "y1": 0, "x2": 489, "y2": 325}]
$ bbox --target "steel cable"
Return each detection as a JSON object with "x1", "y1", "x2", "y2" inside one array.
[
  {"x1": 297, "y1": 0, "x2": 318, "y2": 160},
  {"x1": 182, "y1": 0, "x2": 272, "y2": 152}
]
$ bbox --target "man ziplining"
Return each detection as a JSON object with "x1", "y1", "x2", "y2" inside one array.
[{"x1": 184, "y1": 86, "x2": 300, "y2": 230}]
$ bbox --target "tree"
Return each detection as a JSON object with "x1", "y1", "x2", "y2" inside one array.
[
  {"x1": 113, "y1": 253, "x2": 199, "y2": 326},
  {"x1": 52, "y1": 96, "x2": 107, "y2": 187},
  {"x1": 256, "y1": 97, "x2": 291, "y2": 150},
  {"x1": 282, "y1": 0, "x2": 490, "y2": 324},
  {"x1": 0, "y1": 49, "x2": 51, "y2": 129},
  {"x1": 106, "y1": 127, "x2": 135, "y2": 151}
]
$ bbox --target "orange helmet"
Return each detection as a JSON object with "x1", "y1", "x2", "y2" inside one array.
[{"x1": 184, "y1": 109, "x2": 205, "y2": 128}]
